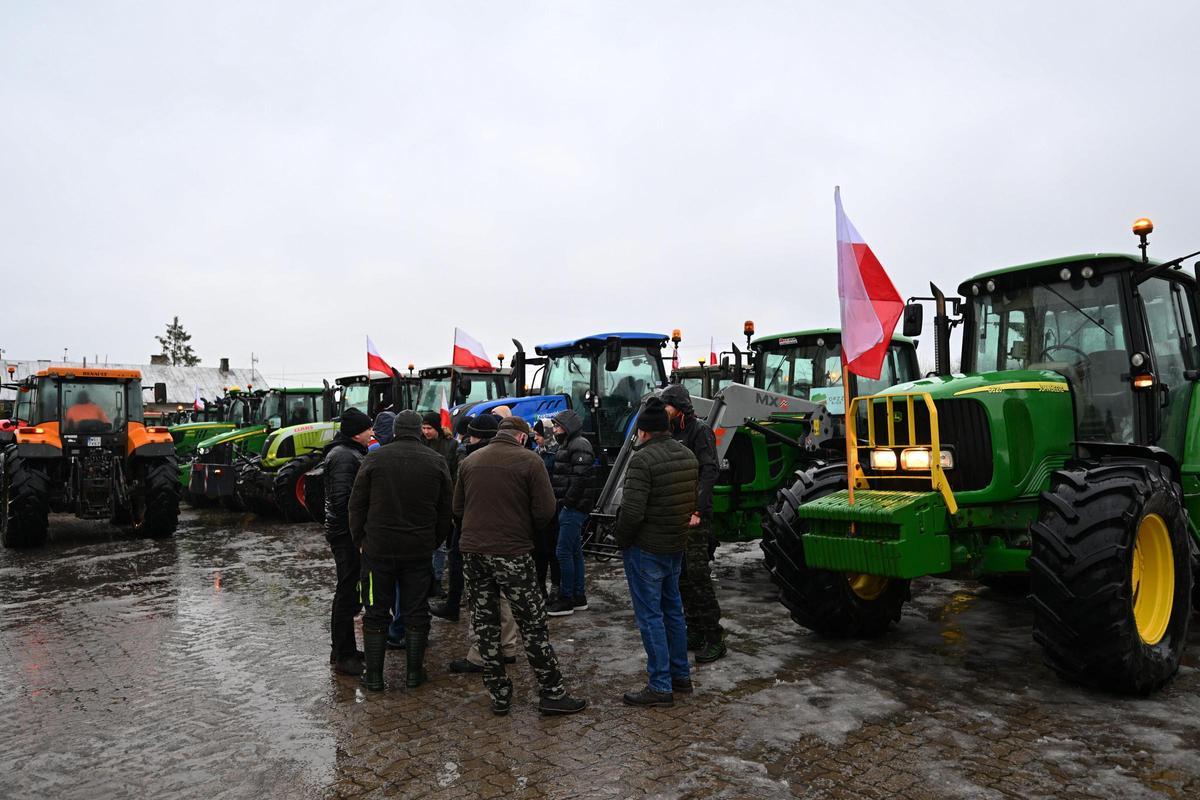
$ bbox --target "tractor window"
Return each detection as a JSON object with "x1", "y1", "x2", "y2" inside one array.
[
  {"x1": 680, "y1": 377, "x2": 704, "y2": 398},
  {"x1": 60, "y1": 381, "x2": 126, "y2": 433},
  {"x1": 1140, "y1": 277, "x2": 1197, "y2": 454},
  {"x1": 856, "y1": 346, "x2": 913, "y2": 398},
  {"x1": 971, "y1": 272, "x2": 1134, "y2": 442},
  {"x1": 342, "y1": 384, "x2": 371, "y2": 415},
  {"x1": 417, "y1": 378, "x2": 451, "y2": 412},
  {"x1": 758, "y1": 343, "x2": 837, "y2": 400},
  {"x1": 128, "y1": 383, "x2": 144, "y2": 423},
  {"x1": 285, "y1": 396, "x2": 316, "y2": 426},
  {"x1": 543, "y1": 353, "x2": 593, "y2": 411}
]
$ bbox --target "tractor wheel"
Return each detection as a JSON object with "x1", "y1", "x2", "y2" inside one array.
[
  {"x1": 1, "y1": 452, "x2": 51, "y2": 548},
  {"x1": 1029, "y1": 459, "x2": 1192, "y2": 694},
  {"x1": 303, "y1": 468, "x2": 326, "y2": 524},
  {"x1": 761, "y1": 462, "x2": 910, "y2": 638},
  {"x1": 130, "y1": 458, "x2": 181, "y2": 539},
  {"x1": 273, "y1": 453, "x2": 323, "y2": 523}
]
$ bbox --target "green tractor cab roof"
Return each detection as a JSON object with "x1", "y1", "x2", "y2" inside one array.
[
  {"x1": 958, "y1": 253, "x2": 1163, "y2": 295},
  {"x1": 752, "y1": 328, "x2": 916, "y2": 347},
  {"x1": 273, "y1": 386, "x2": 326, "y2": 395}
]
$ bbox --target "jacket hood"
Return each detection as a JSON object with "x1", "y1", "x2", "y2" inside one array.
[
  {"x1": 372, "y1": 411, "x2": 396, "y2": 446},
  {"x1": 552, "y1": 409, "x2": 583, "y2": 438}
]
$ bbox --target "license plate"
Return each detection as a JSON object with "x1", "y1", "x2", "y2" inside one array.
[{"x1": 86, "y1": 437, "x2": 102, "y2": 447}]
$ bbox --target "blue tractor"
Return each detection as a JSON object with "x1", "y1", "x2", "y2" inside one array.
[{"x1": 457, "y1": 332, "x2": 670, "y2": 464}]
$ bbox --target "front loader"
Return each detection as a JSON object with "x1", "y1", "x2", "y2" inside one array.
[
  {"x1": 0, "y1": 366, "x2": 179, "y2": 546},
  {"x1": 763, "y1": 219, "x2": 1200, "y2": 694}
]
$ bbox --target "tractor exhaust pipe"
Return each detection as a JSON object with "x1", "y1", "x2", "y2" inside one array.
[{"x1": 931, "y1": 282, "x2": 952, "y2": 376}]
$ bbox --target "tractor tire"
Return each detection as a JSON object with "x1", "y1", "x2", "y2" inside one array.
[
  {"x1": 1029, "y1": 459, "x2": 1192, "y2": 694},
  {"x1": 303, "y1": 468, "x2": 326, "y2": 524},
  {"x1": 131, "y1": 458, "x2": 181, "y2": 539},
  {"x1": 761, "y1": 462, "x2": 910, "y2": 638},
  {"x1": 273, "y1": 453, "x2": 323, "y2": 523},
  {"x1": 1, "y1": 452, "x2": 51, "y2": 548}
]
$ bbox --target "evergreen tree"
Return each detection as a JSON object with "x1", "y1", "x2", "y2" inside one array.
[{"x1": 156, "y1": 316, "x2": 201, "y2": 366}]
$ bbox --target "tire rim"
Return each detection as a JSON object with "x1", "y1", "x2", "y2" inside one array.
[
  {"x1": 295, "y1": 474, "x2": 307, "y2": 508},
  {"x1": 1131, "y1": 512, "x2": 1174, "y2": 646},
  {"x1": 847, "y1": 573, "x2": 889, "y2": 601}
]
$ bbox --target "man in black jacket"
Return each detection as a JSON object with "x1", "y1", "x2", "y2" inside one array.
[
  {"x1": 546, "y1": 409, "x2": 596, "y2": 616},
  {"x1": 321, "y1": 407, "x2": 374, "y2": 676},
  {"x1": 349, "y1": 410, "x2": 453, "y2": 691},
  {"x1": 661, "y1": 383, "x2": 726, "y2": 663}
]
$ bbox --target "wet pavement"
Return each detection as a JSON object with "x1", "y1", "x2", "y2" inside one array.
[{"x1": 2, "y1": 510, "x2": 1199, "y2": 799}]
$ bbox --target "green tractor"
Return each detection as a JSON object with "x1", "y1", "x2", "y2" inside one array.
[
  {"x1": 186, "y1": 386, "x2": 332, "y2": 509},
  {"x1": 241, "y1": 372, "x2": 421, "y2": 522},
  {"x1": 763, "y1": 219, "x2": 1200, "y2": 694},
  {"x1": 587, "y1": 328, "x2": 920, "y2": 552},
  {"x1": 413, "y1": 364, "x2": 511, "y2": 427},
  {"x1": 170, "y1": 387, "x2": 260, "y2": 463}
]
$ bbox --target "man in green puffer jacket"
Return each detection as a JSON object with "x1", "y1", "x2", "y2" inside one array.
[{"x1": 613, "y1": 397, "x2": 699, "y2": 708}]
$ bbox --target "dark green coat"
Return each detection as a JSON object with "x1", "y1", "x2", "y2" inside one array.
[{"x1": 613, "y1": 434, "x2": 698, "y2": 554}]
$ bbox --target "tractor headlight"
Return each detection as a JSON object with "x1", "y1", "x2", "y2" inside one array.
[
  {"x1": 899, "y1": 448, "x2": 954, "y2": 470},
  {"x1": 870, "y1": 449, "x2": 898, "y2": 470},
  {"x1": 197, "y1": 447, "x2": 209, "y2": 456}
]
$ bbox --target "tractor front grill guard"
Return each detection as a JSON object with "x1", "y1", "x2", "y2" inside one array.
[{"x1": 846, "y1": 391, "x2": 958, "y2": 515}]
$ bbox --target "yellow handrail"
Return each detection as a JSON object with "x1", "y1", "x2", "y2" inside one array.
[{"x1": 845, "y1": 391, "x2": 959, "y2": 515}]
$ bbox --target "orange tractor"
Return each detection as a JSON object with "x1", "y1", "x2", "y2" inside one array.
[{"x1": 0, "y1": 366, "x2": 180, "y2": 547}]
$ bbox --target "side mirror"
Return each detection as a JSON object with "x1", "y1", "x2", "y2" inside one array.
[
  {"x1": 457, "y1": 378, "x2": 471, "y2": 402},
  {"x1": 604, "y1": 336, "x2": 622, "y2": 372},
  {"x1": 153, "y1": 382, "x2": 168, "y2": 404},
  {"x1": 902, "y1": 304, "x2": 924, "y2": 338}
]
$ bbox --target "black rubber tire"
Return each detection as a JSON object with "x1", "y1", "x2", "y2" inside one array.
[
  {"x1": 1, "y1": 451, "x2": 51, "y2": 548},
  {"x1": 761, "y1": 462, "x2": 911, "y2": 638},
  {"x1": 130, "y1": 457, "x2": 181, "y2": 539},
  {"x1": 1029, "y1": 459, "x2": 1192, "y2": 695},
  {"x1": 273, "y1": 453, "x2": 323, "y2": 523},
  {"x1": 303, "y1": 467, "x2": 326, "y2": 524}
]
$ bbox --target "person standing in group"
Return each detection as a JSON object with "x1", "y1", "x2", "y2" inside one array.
[
  {"x1": 530, "y1": 419, "x2": 560, "y2": 598},
  {"x1": 613, "y1": 397, "x2": 698, "y2": 707},
  {"x1": 431, "y1": 413, "x2": 496, "y2": 622},
  {"x1": 369, "y1": 410, "x2": 395, "y2": 451},
  {"x1": 455, "y1": 415, "x2": 586, "y2": 716},
  {"x1": 423, "y1": 412, "x2": 459, "y2": 600},
  {"x1": 546, "y1": 409, "x2": 596, "y2": 616},
  {"x1": 349, "y1": 410, "x2": 453, "y2": 692},
  {"x1": 320, "y1": 407, "x2": 375, "y2": 676},
  {"x1": 660, "y1": 383, "x2": 725, "y2": 663}
]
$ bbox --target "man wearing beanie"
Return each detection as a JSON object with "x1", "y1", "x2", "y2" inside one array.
[
  {"x1": 613, "y1": 396, "x2": 698, "y2": 707},
  {"x1": 660, "y1": 383, "x2": 725, "y2": 663},
  {"x1": 321, "y1": 407, "x2": 375, "y2": 676},
  {"x1": 454, "y1": 414, "x2": 586, "y2": 716},
  {"x1": 349, "y1": 409, "x2": 453, "y2": 691}
]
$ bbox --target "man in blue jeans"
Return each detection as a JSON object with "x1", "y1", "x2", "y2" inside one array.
[
  {"x1": 546, "y1": 410, "x2": 597, "y2": 616},
  {"x1": 612, "y1": 397, "x2": 699, "y2": 707}
]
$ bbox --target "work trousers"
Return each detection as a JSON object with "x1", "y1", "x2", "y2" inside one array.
[
  {"x1": 463, "y1": 552, "x2": 565, "y2": 704},
  {"x1": 679, "y1": 522, "x2": 723, "y2": 642},
  {"x1": 327, "y1": 534, "x2": 362, "y2": 659},
  {"x1": 360, "y1": 553, "x2": 432, "y2": 634}
]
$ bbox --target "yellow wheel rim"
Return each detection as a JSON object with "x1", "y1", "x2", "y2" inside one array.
[
  {"x1": 847, "y1": 573, "x2": 889, "y2": 601},
  {"x1": 1131, "y1": 512, "x2": 1174, "y2": 646}
]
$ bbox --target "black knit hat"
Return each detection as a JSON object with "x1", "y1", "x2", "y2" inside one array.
[
  {"x1": 467, "y1": 413, "x2": 499, "y2": 439},
  {"x1": 637, "y1": 397, "x2": 670, "y2": 433},
  {"x1": 533, "y1": 419, "x2": 546, "y2": 436},
  {"x1": 340, "y1": 407, "x2": 372, "y2": 437},
  {"x1": 661, "y1": 383, "x2": 692, "y2": 412},
  {"x1": 393, "y1": 409, "x2": 422, "y2": 438},
  {"x1": 421, "y1": 411, "x2": 442, "y2": 431}
]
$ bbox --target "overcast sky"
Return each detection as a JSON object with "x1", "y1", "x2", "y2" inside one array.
[{"x1": 3, "y1": 1, "x2": 1198, "y2": 383}]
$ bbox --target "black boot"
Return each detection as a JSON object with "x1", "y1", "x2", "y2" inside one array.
[
  {"x1": 406, "y1": 629, "x2": 429, "y2": 688},
  {"x1": 360, "y1": 627, "x2": 387, "y2": 692}
]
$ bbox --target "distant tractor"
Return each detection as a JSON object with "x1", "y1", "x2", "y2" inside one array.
[
  {"x1": 764, "y1": 219, "x2": 1200, "y2": 694},
  {"x1": 169, "y1": 387, "x2": 260, "y2": 461},
  {"x1": 0, "y1": 366, "x2": 180, "y2": 547},
  {"x1": 414, "y1": 364, "x2": 511, "y2": 428}
]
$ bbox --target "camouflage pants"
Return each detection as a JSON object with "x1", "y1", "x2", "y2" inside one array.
[
  {"x1": 462, "y1": 553, "x2": 565, "y2": 704},
  {"x1": 679, "y1": 522, "x2": 723, "y2": 642}
]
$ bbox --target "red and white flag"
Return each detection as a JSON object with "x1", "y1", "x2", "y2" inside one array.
[
  {"x1": 671, "y1": 348, "x2": 679, "y2": 371},
  {"x1": 709, "y1": 337, "x2": 718, "y2": 366},
  {"x1": 836, "y1": 187, "x2": 903, "y2": 380},
  {"x1": 367, "y1": 335, "x2": 395, "y2": 376},
  {"x1": 193, "y1": 386, "x2": 203, "y2": 411},
  {"x1": 452, "y1": 328, "x2": 493, "y2": 371},
  {"x1": 438, "y1": 386, "x2": 452, "y2": 429}
]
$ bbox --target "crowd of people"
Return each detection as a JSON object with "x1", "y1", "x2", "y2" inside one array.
[{"x1": 318, "y1": 383, "x2": 725, "y2": 716}]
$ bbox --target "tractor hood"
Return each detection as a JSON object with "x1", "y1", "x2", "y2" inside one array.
[
  {"x1": 458, "y1": 395, "x2": 571, "y2": 428},
  {"x1": 857, "y1": 369, "x2": 1076, "y2": 504},
  {"x1": 194, "y1": 424, "x2": 268, "y2": 452}
]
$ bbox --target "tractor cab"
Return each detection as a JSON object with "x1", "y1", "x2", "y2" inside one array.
[
  {"x1": 415, "y1": 366, "x2": 510, "y2": 413},
  {"x1": 337, "y1": 372, "x2": 422, "y2": 417},
  {"x1": 670, "y1": 362, "x2": 741, "y2": 400}
]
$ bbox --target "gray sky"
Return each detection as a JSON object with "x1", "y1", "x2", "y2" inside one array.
[{"x1": 3, "y1": 1, "x2": 1198, "y2": 384}]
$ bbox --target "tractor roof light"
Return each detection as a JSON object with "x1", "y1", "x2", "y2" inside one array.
[
  {"x1": 744, "y1": 320, "x2": 755, "y2": 336},
  {"x1": 1059, "y1": 268, "x2": 1072, "y2": 281},
  {"x1": 970, "y1": 284, "x2": 980, "y2": 296},
  {"x1": 1133, "y1": 217, "x2": 1154, "y2": 236},
  {"x1": 1131, "y1": 352, "x2": 1146, "y2": 368},
  {"x1": 1132, "y1": 373, "x2": 1155, "y2": 390},
  {"x1": 1081, "y1": 265, "x2": 1095, "y2": 279},
  {"x1": 985, "y1": 279, "x2": 996, "y2": 292},
  {"x1": 672, "y1": 329, "x2": 682, "y2": 344}
]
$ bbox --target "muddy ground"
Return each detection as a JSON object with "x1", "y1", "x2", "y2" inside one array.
[{"x1": 1, "y1": 508, "x2": 1198, "y2": 799}]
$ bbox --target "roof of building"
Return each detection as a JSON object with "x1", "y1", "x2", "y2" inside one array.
[{"x1": 1, "y1": 360, "x2": 270, "y2": 404}]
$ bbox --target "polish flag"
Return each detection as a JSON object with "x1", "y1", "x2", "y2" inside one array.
[
  {"x1": 836, "y1": 187, "x2": 903, "y2": 380},
  {"x1": 452, "y1": 328, "x2": 493, "y2": 371},
  {"x1": 367, "y1": 335, "x2": 395, "y2": 376},
  {"x1": 193, "y1": 386, "x2": 203, "y2": 411},
  {"x1": 671, "y1": 348, "x2": 679, "y2": 372},
  {"x1": 709, "y1": 337, "x2": 718, "y2": 366},
  {"x1": 439, "y1": 386, "x2": 452, "y2": 429}
]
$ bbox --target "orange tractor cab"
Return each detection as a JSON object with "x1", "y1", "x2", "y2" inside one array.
[{"x1": 0, "y1": 366, "x2": 180, "y2": 547}]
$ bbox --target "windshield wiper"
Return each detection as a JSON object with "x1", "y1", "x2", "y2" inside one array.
[{"x1": 1043, "y1": 282, "x2": 1111, "y2": 337}]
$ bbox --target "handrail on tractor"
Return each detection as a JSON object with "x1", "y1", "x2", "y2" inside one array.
[{"x1": 846, "y1": 391, "x2": 958, "y2": 515}]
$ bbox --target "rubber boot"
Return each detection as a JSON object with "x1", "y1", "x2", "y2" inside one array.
[
  {"x1": 406, "y1": 629, "x2": 429, "y2": 688},
  {"x1": 361, "y1": 626, "x2": 388, "y2": 692}
]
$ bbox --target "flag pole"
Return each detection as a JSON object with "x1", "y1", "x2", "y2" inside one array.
[{"x1": 842, "y1": 354, "x2": 855, "y2": 507}]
